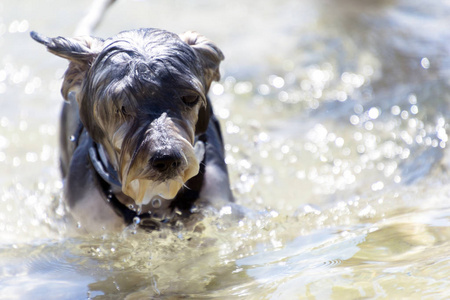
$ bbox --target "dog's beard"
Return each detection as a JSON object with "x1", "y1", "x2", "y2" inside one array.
[
  {"x1": 119, "y1": 133, "x2": 205, "y2": 207},
  {"x1": 129, "y1": 179, "x2": 184, "y2": 205}
]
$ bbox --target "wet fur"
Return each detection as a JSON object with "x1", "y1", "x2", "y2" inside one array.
[{"x1": 31, "y1": 28, "x2": 233, "y2": 231}]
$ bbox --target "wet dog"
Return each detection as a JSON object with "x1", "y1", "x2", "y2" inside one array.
[{"x1": 31, "y1": 28, "x2": 233, "y2": 231}]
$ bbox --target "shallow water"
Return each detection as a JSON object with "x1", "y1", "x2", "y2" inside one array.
[{"x1": 1, "y1": 0, "x2": 450, "y2": 298}]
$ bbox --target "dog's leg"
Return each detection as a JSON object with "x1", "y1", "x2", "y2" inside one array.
[
  {"x1": 59, "y1": 93, "x2": 81, "y2": 178},
  {"x1": 199, "y1": 115, "x2": 234, "y2": 205},
  {"x1": 64, "y1": 131, "x2": 124, "y2": 232}
]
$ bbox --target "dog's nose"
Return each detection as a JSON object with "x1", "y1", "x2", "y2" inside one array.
[{"x1": 150, "y1": 152, "x2": 182, "y2": 172}]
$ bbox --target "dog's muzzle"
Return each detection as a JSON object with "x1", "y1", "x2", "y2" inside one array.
[
  {"x1": 149, "y1": 149, "x2": 184, "y2": 176},
  {"x1": 120, "y1": 114, "x2": 205, "y2": 206}
]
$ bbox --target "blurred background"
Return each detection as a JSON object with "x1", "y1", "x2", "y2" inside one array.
[{"x1": 1, "y1": 0, "x2": 450, "y2": 298}]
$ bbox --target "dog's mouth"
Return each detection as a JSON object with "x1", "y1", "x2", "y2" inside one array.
[
  {"x1": 126, "y1": 179, "x2": 184, "y2": 205},
  {"x1": 121, "y1": 140, "x2": 205, "y2": 206}
]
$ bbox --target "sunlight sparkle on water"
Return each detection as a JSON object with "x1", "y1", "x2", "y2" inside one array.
[
  {"x1": 420, "y1": 57, "x2": 430, "y2": 69},
  {"x1": 2, "y1": 1, "x2": 450, "y2": 298},
  {"x1": 8, "y1": 20, "x2": 29, "y2": 33}
]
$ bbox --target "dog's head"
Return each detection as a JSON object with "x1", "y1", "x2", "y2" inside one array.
[{"x1": 31, "y1": 28, "x2": 224, "y2": 205}]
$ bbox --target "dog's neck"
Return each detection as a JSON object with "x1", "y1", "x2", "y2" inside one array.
[{"x1": 87, "y1": 133, "x2": 207, "y2": 230}]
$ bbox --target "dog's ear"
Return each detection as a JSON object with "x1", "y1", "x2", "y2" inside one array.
[
  {"x1": 179, "y1": 32, "x2": 224, "y2": 135},
  {"x1": 30, "y1": 31, "x2": 102, "y2": 63},
  {"x1": 179, "y1": 31, "x2": 224, "y2": 91},
  {"x1": 30, "y1": 31, "x2": 103, "y2": 99}
]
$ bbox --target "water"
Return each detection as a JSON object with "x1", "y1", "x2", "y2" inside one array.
[{"x1": 1, "y1": 0, "x2": 450, "y2": 298}]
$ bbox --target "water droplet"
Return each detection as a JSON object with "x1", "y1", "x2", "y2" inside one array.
[
  {"x1": 335, "y1": 137, "x2": 345, "y2": 147},
  {"x1": 269, "y1": 210, "x2": 279, "y2": 218},
  {"x1": 174, "y1": 207, "x2": 183, "y2": 216},
  {"x1": 133, "y1": 216, "x2": 141, "y2": 225},
  {"x1": 136, "y1": 206, "x2": 142, "y2": 215},
  {"x1": 212, "y1": 83, "x2": 224, "y2": 95},
  {"x1": 391, "y1": 105, "x2": 401, "y2": 115},
  {"x1": 350, "y1": 115, "x2": 360, "y2": 125},
  {"x1": 257, "y1": 84, "x2": 270, "y2": 95},
  {"x1": 420, "y1": 57, "x2": 430, "y2": 69},
  {"x1": 234, "y1": 81, "x2": 253, "y2": 94},
  {"x1": 269, "y1": 75, "x2": 285, "y2": 88},
  {"x1": 364, "y1": 121, "x2": 374, "y2": 130},
  {"x1": 220, "y1": 206, "x2": 232, "y2": 216},
  {"x1": 368, "y1": 107, "x2": 380, "y2": 119},
  {"x1": 152, "y1": 198, "x2": 161, "y2": 208},
  {"x1": 354, "y1": 104, "x2": 364, "y2": 114},
  {"x1": 408, "y1": 94, "x2": 417, "y2": 104}
]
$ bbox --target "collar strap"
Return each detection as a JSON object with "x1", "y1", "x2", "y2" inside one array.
[
  {"x1": 88, "y1": 140, "x2": 148, "y2": 225},
  {"x1": 87, "y1": 134, "x2": 207, "y2": 229},
  {"x1": 88, "y1": 143, "x2": 122, "y2": 190}
]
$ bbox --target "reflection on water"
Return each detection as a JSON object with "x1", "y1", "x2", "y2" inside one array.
[{"x1": 1, "y1": 0, "x2": 450, "y2": 298}]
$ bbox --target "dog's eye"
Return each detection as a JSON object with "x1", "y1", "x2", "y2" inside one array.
[
  {"x1": 116, "y1": 106, "x2": 128, "y2": 116},
  {"x1": 181, "y1": 95, "x2": 200, "y2": 107}
]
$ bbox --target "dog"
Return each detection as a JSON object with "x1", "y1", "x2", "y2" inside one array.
[{"x1": 30, "y1": 28, "x2": 233, "y2": 231}]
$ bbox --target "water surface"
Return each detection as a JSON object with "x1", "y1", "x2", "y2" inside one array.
[{"x1": 1, "y1": 0, "x2": 450, "y2": 298}]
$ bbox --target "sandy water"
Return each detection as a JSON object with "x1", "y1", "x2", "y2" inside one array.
[{"x1": 1, "y1": 0, "x2": 450, "y2": 298}]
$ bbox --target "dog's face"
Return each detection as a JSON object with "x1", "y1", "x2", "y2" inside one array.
[{"x1": 31, "y1": 29, "x2": 224, "y2": 205}]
